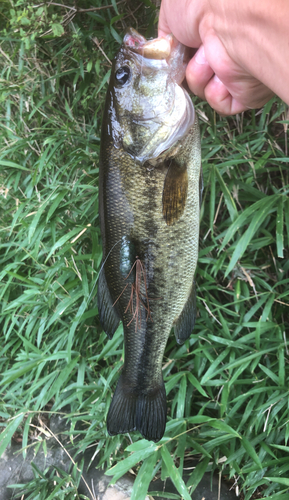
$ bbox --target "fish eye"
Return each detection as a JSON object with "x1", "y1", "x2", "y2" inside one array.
[{"x1": 115, "y1": 66, "x2": 131, "y2": 86}]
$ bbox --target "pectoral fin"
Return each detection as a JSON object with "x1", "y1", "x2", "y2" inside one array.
[
  {"x1": 174, "y1": 281, "x2": 197, "y2": 345},
  {"x1": 162, "y1": 160, "x2": 188, "y2": 225},
  {"x1": 97, "y1": 266, "x2": 120, "y2": 339}
]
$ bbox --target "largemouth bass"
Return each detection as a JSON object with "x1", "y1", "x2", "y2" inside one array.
[{"x1": 97, "y1": 28, "x2": 201, "y2": 442}]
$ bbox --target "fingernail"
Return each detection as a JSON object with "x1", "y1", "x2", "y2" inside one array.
[{"x1": 195, "y1": 46, "x2": 207, "y2": 65}]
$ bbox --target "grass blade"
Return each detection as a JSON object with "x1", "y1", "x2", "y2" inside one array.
[
  {"x1": 161, "y1": 446, "x2": 191, "y2": 500},
  {"x1": 276, "y1": 196, "x2": 284, "y2": 258},
  {"x1": 0, "y1": 413, "x2": 25, "y2": 458}
]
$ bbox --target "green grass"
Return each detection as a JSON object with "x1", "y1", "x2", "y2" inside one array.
[{"x1": 0, "y1": 1, "x2": 289, "y2": 499}]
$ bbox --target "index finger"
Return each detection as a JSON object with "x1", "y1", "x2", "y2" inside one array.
[
  {"x1": 158, "y1": 1, "x2": 171, "y2": 37},
  {"x1": 158, "y1": 0, "x2": 202, "y2": 48}
]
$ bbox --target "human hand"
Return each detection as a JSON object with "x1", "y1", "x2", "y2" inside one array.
[{"x1": 158, "y1": 0, "x2": 275, "y2": 115}]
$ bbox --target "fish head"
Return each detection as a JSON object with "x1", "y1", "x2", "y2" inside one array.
[{"x1": 107, "y1": 28, "x2": 195, "y2": 163}]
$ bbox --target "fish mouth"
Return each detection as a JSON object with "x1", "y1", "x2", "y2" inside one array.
[{"x1": 124, "y1": 28, "x2": 172, "y2": 60}]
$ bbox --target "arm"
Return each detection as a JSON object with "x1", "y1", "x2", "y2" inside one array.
[{"x1": 158, "y1": 0, "x2": 289, "y2": 114}]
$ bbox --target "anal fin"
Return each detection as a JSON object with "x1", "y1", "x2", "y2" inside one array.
[
  {"x1": 174, "y1": 280, "x2": 197, "y2": 345},
  {"x1": 97, "y1": 267, "x2": 120, "y2": 339}
]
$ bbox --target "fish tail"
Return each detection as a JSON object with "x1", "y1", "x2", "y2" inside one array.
[{"x1": 107, "y1": 372, "x2": 167, "y2": 442}]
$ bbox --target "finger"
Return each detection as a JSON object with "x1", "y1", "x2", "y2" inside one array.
[
  {"x1": 206, "y1": 75, "x2": 275, "y2": 115},
  {"x1": 158, "y1": 0, "x2": 202, "y2": 46},
  {"x1": 186, "y1": 46, "x2": 214, "y2": 100},
  {"x1": 204, "y1": 75, "x2": 249, "y2": 115},
  {"x1": 158, "y1": 1, "x2": 171, "y2": 37},
  {"x1": 200, "y1": 35, "x2": 274, "y2": 113}
]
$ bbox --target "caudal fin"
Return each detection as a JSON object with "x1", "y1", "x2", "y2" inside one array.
[{"x1": 107, "y1": 373, "x2": 167, "y2": 442}]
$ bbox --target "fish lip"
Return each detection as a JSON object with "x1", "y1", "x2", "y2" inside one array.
[
  {"x1": 121, "y1": 29, "x2": 189, "y2": 85},
  {"x1": 123, "y1": 27, "x2": 172, "y2": 60}
]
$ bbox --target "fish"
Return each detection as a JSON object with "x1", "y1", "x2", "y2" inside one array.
[{"x1": 97, "y1": 28, "x2": 202, "y2": 442}]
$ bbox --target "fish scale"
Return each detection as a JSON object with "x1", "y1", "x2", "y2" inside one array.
[{"x1": 97, "y1": 28, "x2": 202, "y2": 442}]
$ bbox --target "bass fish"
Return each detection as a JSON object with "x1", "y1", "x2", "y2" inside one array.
[{"x1": 97, "y1": 28, "x2": 201, "y2": 442}]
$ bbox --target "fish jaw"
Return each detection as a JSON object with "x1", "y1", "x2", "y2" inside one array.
[
  {"x1": 106, "y1": 35, "x2": 195, "y2": 163},
  {"x1": 123, "y1": 27, "x2": 190, "y2": 83},
  {"x1": 124, "y1": 27, "x2": 172, "y2": 60}
]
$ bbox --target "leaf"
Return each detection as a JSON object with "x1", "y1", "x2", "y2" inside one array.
[
  {"x1": 126, "y1": 439, "x2": 153, "y2": 452},
  {"x1": 188, "y1": 438, "x2": 212, "y2": 458},
  {"x1": 206, "y1": 420, "x2": 240, "y2": 437},
  {"x1": 64, "y1": 98, "x2": 74, "y2": 121},
  {"x1": 166, "y1": 372, "x2": 183, "y2": 394},
  {"x1": 2, "y1": 359, "x2": 42, "y2": 385},
  {"x1": 215, "y1": 166, "x2": 238, "y2": 221},
  {"x1": 200, "y1": 347, "x2": 230, "y2": 384},
  {"x1": 259, "y1": 494, "x2": 289, "y2": 500},
  {"x1": 46, "y1": 189, "x2": 68, "y2": 222},
  {"x1": 130, "y1": 453, "x2": 158, "y2": 500},
  {"x1": 96, "y1": 69, "x2": 111, "y2": 95},
  {"x1": 186, "y1": 456, "x2": 210, "y2": 491},
  {"x1": 110, "y1": 25, "x2": 122, "y2": 44},
  {"x1": 260, "y1": 294, "x2": 275, "y2": 322},
  {"x1": 243, "y1": 294, "x2": 268, "y2": 323},
  {"x1": 147, "y1": 493, "x2": 180, "y2": 499},
  {"x1": 276, "y1": 196, "x2": 284, "y2": 258},
  {"x1": 45, "y1": 356, "x2": 79, "y2": 408},
  {"x1": 77, "y1": 358, "x2": 86, "y2": 404},
  {"x1": 28, "y1": 94, "x2": 53, "y2": 120},
  {"x1": 51, "y1": 23, "x2": 64, "y2": 37},
  {"x1": 258, "y1": 364, "x2": 279, "y2": 385},
  {"x1": 271, "y1": 444, "x2": 289, "y2": 452},
  {"x1": 210, "y1": 164, "x2": 216, "y2": 229},
  {"x1": 264, "y1": 477, "x2": 289, "y2": 486},
  {"x1": 46, "y1": 290, "x2": 84, "y2": 328},
  {"x1": 186, "y1": 415, "x2": 218, "y2": 425},
  {"x1": 46, "y1": 477, "x2": 68, "y2": 499},
  {"x1": 176, "y1": 375, "x2": 187, "y2": 418},
  {"x1": 284, "y1": 198, "x2": 289, "y2": 248},
  {"x1": 111, "y1": 0, "x2": 119, "y2": 15},
  {"x1": 175, "y1": 423, "x2": 186, "y2": 477},
  {"x1": 106, "y1": 442, "x2": 158, "y2": 480},
  {"x1": 219, "y1": 195, "x2": 277, "y2": 252},
  {"x1": 220, "y1": 382, "x2": 229, "y2": 417},
  {"x1": 45, "y1": 227, "x2": 83, "y2": 261},
  {"x1": 67, "y1": 298, "x2": 88, "y2": 360},
  {"x1": 187, "y1": 372, "x2": 208, "y2": 398},
  {"x1": 161, "y1": 446, "x2": 191, "y2": 500},
  {"x1": 0, "y1": 413, "x2": 25, "y2": 458},
  {"x1": 242, "y1": 436, "x2": 262, "y2": 469},
  {"x1": 259, "y1": 441, "x2": 277, "y2": 459},
  {"x1": 28, "y1": 190, "x2": 57, "y2": 241},
  {"x1": 225, "y1": 198, "x2": 278, "y2": 276},
  {"x1": 0, "y1": 159, "x2": 29, "y2": 171}
]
